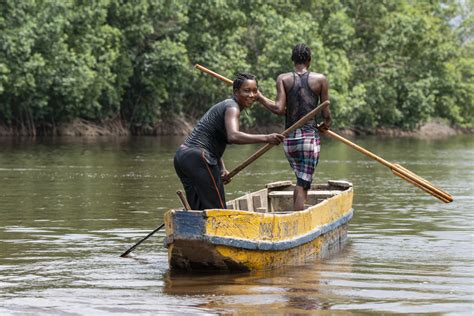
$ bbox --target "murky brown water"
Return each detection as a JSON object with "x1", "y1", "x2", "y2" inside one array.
[{"x1": 0, "y1": 134, "x2": 472, "y2": 315}]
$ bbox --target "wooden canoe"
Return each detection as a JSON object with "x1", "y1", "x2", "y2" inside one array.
[{"x1": 164, "y1": 180, "x2": 353, "y2": 272}]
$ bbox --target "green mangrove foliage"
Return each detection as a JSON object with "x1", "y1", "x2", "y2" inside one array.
[{"x1": 0, "y1": 0, "x2": 472, "y2": 135}]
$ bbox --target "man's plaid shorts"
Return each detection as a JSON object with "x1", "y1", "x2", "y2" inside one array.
[{"x1": 283, "y1": 128, "x2": 320, "y2": 189}]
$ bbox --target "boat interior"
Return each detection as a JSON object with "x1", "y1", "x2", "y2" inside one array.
[{"x1": 225, "y1": 180, "x2": 351, "y2": 213}]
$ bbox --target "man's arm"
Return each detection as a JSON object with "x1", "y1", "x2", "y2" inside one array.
[
  {"x1": 225, "y1": 107, "x2": 284, "y2": 144},
  {"x1": 256, "y1": 74, "x2": 287, "y2": 116}
]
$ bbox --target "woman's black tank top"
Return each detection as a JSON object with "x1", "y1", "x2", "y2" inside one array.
[
  {"x1": 285, "y1": 72, "x2": 320, "y2": 130},
  {"x1": 184, "y1": 98, "x2": 237, "y2": 164}
]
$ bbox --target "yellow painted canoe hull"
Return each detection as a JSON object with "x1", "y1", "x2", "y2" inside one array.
[{"x1": 165, "y1": 180, "x2": 353, "y2": 272}]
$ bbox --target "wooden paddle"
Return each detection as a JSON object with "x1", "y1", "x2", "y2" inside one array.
[
  {"x1": 319, "y1": 129, "x2": 453, "y2": 203},
  {"x1": 120, "y1": 191, "x2": 191, "y2": 257},
  {"x1": 195, "y1": 64, "x2": 453, "y2": 203}
]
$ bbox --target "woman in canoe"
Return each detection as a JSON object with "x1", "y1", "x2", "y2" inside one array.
[{"x1": 174, "y1": 73, "x2": 284, "y2": 210}]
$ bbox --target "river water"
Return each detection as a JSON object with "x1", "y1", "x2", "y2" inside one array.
[{"x1": 0, "y1": 134, "x2": 472, "y2": 315}]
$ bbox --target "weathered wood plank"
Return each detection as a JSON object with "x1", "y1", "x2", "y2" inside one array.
[
  {"x1": 265, "y1": 181, "x2": 292, "y2": 189},
  {"x1": 269, "y1": 190, "x2": 341, "y2": 197}
]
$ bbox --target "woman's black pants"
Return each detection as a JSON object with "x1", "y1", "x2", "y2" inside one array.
[{"x1": 174, "y1": 145, "x2": 226, "y2": 210}]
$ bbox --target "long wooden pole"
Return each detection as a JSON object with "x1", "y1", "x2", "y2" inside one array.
[
  {"x1": 176, "y1": 190, "x2": 191, "y2": 211},
  {"x1": 225, "y1": 100, "x2": 328, "y2": 182},
  {"x1": 195, "y1": 64, "x2": 233, "y2": 85},
  {"x1": 195, "y1": 64, "x2": 453, "y2": 203},
  {"x1": 120, "y1": 223, "x2": 164, "y2": 257},
  {"x1": 120, "y1": 192, "x2": 191, "y2": 257},
  {"x1": 195, "y1": 64, "x2": 328, "y2": 183}
]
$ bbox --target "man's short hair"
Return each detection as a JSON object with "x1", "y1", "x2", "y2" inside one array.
[{"x1": 291, "y1": 43, "x2": 312, "y2": 64}]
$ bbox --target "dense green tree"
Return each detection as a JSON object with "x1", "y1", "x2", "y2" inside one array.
[
  {"x1": 108, "y1": 0, "x2": 190, "y2": 132},
  {"x1": 0, "y1": 0, "x2": 471, "y2": 135},
  {"x1": 0, "y1": 1, "x2": 124, "y2": 134}
]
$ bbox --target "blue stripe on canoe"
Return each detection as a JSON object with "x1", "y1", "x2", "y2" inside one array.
[
  {"x1": 173, "y1": 211, "x2": 205, "y2": 239},
  {"x1": 206, "y1": 209, "x2": 354, "y2": 251}
]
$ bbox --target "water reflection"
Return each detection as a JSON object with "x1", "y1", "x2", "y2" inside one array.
[{"x1": 164, "y1": 242, "x2": 354, "y2": 313}]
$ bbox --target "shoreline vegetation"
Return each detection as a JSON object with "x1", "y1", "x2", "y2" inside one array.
[
  {"x1": 1, "y1": 2, "x2": 472, "y2": 138},
  {"x1": 0, "y1": 117, "x2": 471, "y2": 139}
]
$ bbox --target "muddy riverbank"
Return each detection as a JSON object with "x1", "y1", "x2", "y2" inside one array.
[{"x1": 0, "y1": 117, "x2": 472, "y2": 139}]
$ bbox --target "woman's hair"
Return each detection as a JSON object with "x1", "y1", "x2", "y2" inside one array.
[
  {"x1": 291, "y1": 43, "x2": 312, "y2": 64},
  {"x1": 233, "y1": 73, "x2": 257, "y2": 91}
]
